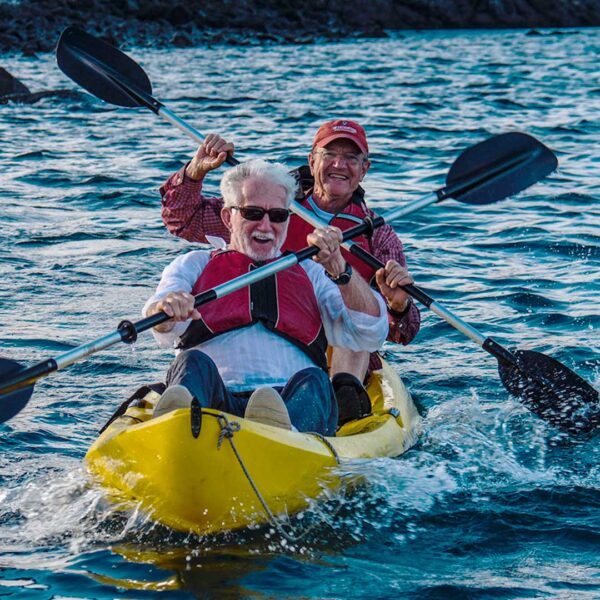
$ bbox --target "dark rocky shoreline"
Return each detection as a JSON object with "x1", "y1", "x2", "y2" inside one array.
[{"x1": 1, "y1": 0, "x2": 599, "y2": 54}]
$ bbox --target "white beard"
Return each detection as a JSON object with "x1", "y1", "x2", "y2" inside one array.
[{"x1": 230, "y1": 232, "x2": 283, "y2": 262}]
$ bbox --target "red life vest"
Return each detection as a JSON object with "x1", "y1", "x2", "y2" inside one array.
[
  {"x1": 177, "y1": 250, "x2": 328, "y2": 370},
  {"x1": 282, "y1": 193, "x2": 376, "y2": 282}
]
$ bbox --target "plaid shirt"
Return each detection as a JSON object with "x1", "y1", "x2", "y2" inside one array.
[{"x1": 160, "y1": 165, "x2": 421, "y2": 351}]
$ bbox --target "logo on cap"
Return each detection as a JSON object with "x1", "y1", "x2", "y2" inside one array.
[{"x1": 332, "y1": 122, "x2": 358, "y2": 134}]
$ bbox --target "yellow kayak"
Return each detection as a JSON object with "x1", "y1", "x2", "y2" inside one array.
[{"x1": 85, "y1": 359, "x2": 421, "y2": 535}]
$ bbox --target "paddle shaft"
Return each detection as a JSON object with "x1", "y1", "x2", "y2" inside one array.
[
  {"x1": 160, "y1": 106, "x2": 240, "y2": 166},
  {"x1": 86, "y1": 73, "x2": 528, "y2": 371},
  {"x1": 71, "y1": 38, "x2": 538, "y2": 218},
  {"x1": 0, "y1": 214, "x2": 387, "y2": 397},
  {"x1": 290, "y1": 201, "x2": 518, "y2": 367}
]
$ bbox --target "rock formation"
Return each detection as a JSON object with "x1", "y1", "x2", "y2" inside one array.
[{"x1": 0, "y1": 0, "x2": 598, "y2": 53}]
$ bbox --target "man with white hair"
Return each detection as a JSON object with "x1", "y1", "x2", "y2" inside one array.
[
  {"x1": 145, "y1": 159, "x2": 395, "y2": 435},
  {"x1": 159, "y1": 120, "x2": 420, "y2": 425}
]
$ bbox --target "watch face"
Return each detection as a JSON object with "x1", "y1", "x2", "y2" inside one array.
[
  {"x1": 337, "y1": 271, "x2": 351, "y2": 284},
  {"x1": 326, "y1": 262, "x2": 352, "y2": 285}
]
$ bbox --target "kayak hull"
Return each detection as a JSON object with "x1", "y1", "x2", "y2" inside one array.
[{"x1": 85, "y1": 360, "x2": 420, "y2": 535}]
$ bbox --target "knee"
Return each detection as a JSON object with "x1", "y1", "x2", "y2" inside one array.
[
  {"x1": 170, "y1": 349, "x2": 219, "y2": 378},
  {"x1": 292, "y1": 368, "x2": 336, "y2": 406},
  {"x1": 296, "y1": 367, "x2": 330, "y2": 388},
  {"x1": 174, "y1": 349, "x2": 215, "y2": 369}
]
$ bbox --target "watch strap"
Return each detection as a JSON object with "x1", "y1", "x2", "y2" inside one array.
[{"x1": 325, "y1": 261, "x2": 352, "y2": 285}]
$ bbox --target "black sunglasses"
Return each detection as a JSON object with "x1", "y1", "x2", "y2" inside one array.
[{"x1": 231, "y1": 206, "x2": 291, "y2": 223}]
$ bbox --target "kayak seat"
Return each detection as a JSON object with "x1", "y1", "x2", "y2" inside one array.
[{"x1": 99, "y1": 382, "x2": 165, "y2": 433}]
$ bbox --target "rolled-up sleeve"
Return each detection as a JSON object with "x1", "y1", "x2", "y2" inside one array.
[
  {"x1": 142, "y1": 250, "x2": 210, "y2": 349},
  {"x1": 302, "y1": 261, "x2": 388, "y2": 352},
  {"x1": 369, "y1": 214, "x2": 421, "y2": 345},
  {"x1": 160, "y1": 164, "x2": 230, "y2": 243}
]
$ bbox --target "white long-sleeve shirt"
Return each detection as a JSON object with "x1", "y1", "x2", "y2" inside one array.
[{"x1": 144, "y1": 250, "x2": 388, "y2": 391}]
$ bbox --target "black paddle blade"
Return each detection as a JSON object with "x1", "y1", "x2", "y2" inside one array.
[
  {"x1": 0, "y1": 358, "x2": 34, "y2": 423},
  {"x1": 56, "y1": 26, "x2": 155, "y2": 110},
  {"x1": 498, "y1": 349, "x2": 599, "y2": 435},
  {"x1": 445, "y1": 132, "x2": 558, "y2": 205}
]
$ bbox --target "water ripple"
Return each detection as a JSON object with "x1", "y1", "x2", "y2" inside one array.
[{"x1": 0, "y1": 28, "x2": 598, "y2": 598}]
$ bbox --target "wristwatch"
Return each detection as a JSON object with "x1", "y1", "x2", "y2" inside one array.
[{"x1": 325, "y1": 262, "x2": 353, "y2": 285}]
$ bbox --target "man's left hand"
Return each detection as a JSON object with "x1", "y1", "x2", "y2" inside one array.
[{"x1": 375, "y1": 260, "x2": 414, "y2": 313}]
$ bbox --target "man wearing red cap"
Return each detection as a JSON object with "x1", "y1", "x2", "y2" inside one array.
[{"x1": 159, "y1": 120, "x2": 420, "y2": 425}]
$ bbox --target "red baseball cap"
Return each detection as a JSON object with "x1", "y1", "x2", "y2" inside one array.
[{"x1": 312, "y1": 119, "x2": 369, "y2": 155}]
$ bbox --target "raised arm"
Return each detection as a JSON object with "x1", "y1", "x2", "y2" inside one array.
[{"x1": 160, "y1": 134, "x2": 234, "y2": 243}]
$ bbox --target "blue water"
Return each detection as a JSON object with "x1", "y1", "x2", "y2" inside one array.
[{"x1": 1, "y1": 28, "x2": 599, "y2": 598}]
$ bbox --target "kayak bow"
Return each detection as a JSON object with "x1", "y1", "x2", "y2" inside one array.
[{"x1": 86, "y1": 360, "x2": 419, "y2": 535}]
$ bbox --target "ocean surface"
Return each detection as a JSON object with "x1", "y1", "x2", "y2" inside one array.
[{"x1": 0, "y1": 28, "x2": 599, "y2": 599}]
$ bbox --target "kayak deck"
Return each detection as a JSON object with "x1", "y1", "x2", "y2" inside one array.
[{"x1": 85, "y1": 360, "x2": 420, "y2": 535}]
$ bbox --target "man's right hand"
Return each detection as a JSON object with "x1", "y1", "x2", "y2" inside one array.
[
  {"x1": 185, "y1": 134, "x2": 235, "y2": 181},
  {"x1": 148, "y1": 291, "x2": 201, "y2": 332}
]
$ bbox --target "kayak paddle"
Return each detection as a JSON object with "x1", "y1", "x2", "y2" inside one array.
[
  {"x1": 56, "y1": 26, "x2": 556, "y2": 218},
  {"x1": 0, "y1": 198, "x2": 443, "y2": 422}
]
